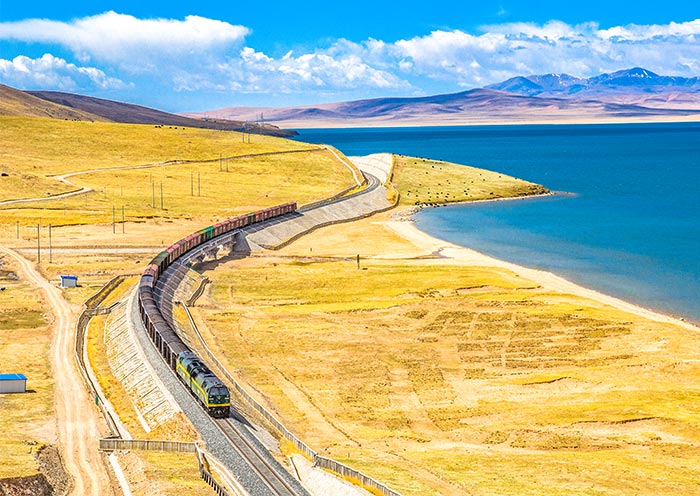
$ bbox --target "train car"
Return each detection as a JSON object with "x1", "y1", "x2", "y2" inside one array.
[
  {"x1": 138, "y1": 203, "x2": 298, "y2": 418},
  {"x1": 176, "y1": 351, "x2": 230, "y2": 417},
  {"x1": 150, "y1": 252, "x2": 169, "y2": 279}
]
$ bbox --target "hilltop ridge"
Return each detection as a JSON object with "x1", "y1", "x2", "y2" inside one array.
[{"x1": 0, "y1": 84, "x2": 296, "y2": 137}]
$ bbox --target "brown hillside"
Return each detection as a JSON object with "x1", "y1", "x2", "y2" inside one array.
[
  {"x1": 29, "y1": 90, "x2": 297, "y2": 137},
  {"x1": 0, "y1": 84, "x2": 103, "y2": 121}
]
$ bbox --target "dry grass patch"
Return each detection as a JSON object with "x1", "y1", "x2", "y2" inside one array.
[
  {"x1": 0, "y1": 255, "x2": 53, "y2": 478},
  {"x1": 0, "y1": 116, "x2": 305, "y2": 177},
  {"x1": 120, "y1": 451, "x2": 212, "y2": 496},
  {"x1": 0, "y1": 148, "x2": 352, "y2": 228},
  {"x1": 37, "y1": 252, "x2": 144, "y2": 305},
  {"x1": 392, "y1": 155, "x2": 549, "y2": 206},
  {"x1": 192, "y1": 254, "x2": 700, "y2": 495}
]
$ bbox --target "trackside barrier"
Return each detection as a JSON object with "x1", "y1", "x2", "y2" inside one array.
[
  {"x1": 84, "y1": 274, "x2": 134, "y2": 309},
  {"x1": 195, "y1": 445, "x2": 231, "y2": 496},
  {"x1": 76, "y1": 276, "x2": 135, "y2": 437},
  {"x1": 99, "y1": 439, "x2": 231, "y2": 495},
  {"x1": 315, "y1": 456, "x2": 401, "y2": 496},
  {"x1": 179, "y1": 304, "x2": 401, "y2": 496},
  {"x1": 99, "y1": 438, "x2": 196, "y2": 453}
]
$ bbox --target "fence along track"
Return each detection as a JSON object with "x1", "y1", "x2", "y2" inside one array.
[
  {"x1": 75, "y1": 274, "x2": 134, "y2": 437},
  {"x1": 99, "y1": 438, "x2": 195, "y2": 453},
  {"x1": 99, "y1": 439, "x2": 231, "y2": 496}
]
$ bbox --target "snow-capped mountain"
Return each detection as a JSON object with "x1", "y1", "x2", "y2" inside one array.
[{"x1": 487, "y1": 68, "x2": 700, "y2": 98}]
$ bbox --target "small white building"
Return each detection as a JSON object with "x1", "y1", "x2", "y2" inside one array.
[
  {"x1": 0, "y1": 373, "x2": 27, "y2": 394},
  {"x1": 60, "y1": 275, "x2": 78, "y2": 288}
]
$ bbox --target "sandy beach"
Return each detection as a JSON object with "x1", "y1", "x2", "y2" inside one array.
[{"x1": 384, "y1": 213, "x2": 700, "y2": 332}]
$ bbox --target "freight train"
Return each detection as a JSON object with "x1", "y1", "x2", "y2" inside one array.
[{"x1": 138, "y1": 202, "x2": 297, "y2": 417}]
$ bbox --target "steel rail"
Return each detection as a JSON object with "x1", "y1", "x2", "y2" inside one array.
[{"x1": 215, "y1": 418, "x2": 299, "y2": 496}]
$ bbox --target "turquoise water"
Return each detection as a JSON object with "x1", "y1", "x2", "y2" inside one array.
[{"x1": 294, "y1": 124, "x2": 700, "y2": 323}]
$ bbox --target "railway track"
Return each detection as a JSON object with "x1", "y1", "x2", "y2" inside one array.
[
  {"x1": 141, "y1": 174, "x2": 387, "y2": 496},
  {"x1": 215, "y1": 418, "x2": 300, "y2": 496}
]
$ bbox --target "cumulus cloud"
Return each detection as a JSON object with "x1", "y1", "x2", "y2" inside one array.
[
  {"x1": 216, "y1": 46, "x2": 407, "y2": 94},
  {"x1": 0, "y1": 54, "x2": 128, "y2": 91},
  {"x1": 0, "y1": 11, "x2": 249, "y2": 72},
  {"x1": 0, "y1": 12, "x2": 406, "y2": 97},
  {"x1": 389, "y1": 20, "x2": 700, "y2": 87}
]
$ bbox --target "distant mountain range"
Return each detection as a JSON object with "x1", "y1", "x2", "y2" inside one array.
[
  {"x1": 188, "y1": 68, "x2": 700, "y2": 128},
  {"x1": 487, "y1": 67, "x2": 700, "y2": 108},
  {"x1": 0, "y1": 84, "x2": 296, "y2": 137}
]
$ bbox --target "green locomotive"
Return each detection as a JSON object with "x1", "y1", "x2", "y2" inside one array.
[{"x1": 176, "y1": 351, "x2": 230, "y2": 417}]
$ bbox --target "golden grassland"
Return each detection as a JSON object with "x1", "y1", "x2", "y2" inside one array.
[
  {"x1": 0, "y1": 254, "x2": 53, "y2": 478},
  {"x1": 392, "y1": 154, "x2": 549, "y2": 206},
  {"x1": 0, "y1": 150, "x2": 352, "y2": 229},
  {"x1": 6, "y1": 114, "x2": 699, "y2": 495},
  {"x1": 118, "y1": 451, "x2": 212, "y2": 496},
  {"x1": 0, "y1": 116, "x2": 357, "y2": 492},
  {"x1": 194, "y1": 247, "x2": 700, "y2": 495},
  {"x1": 0, "y1": 116, "x2": 304, "y2": 177},
  {"x1": 0, "y1": 119, "x2": 354, "y2": 230}
]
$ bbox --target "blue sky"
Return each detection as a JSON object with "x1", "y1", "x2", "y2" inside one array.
[{"x1": 1, "y1": 1, "x2": 699, "y2": 111}]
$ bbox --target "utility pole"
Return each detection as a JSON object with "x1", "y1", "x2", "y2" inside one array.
[
  {"x1": 48, "y1": 224, "x2": 52, "y2": 264},
  {"x1": 152, "y1": 181, "x2": 155, "y2": 208},
  {"x1": 160, "y1": 182, "x2": 163, "y2": 209},
  {"x1": 36, "y1": 223, "x2": 40, "y2": 264},
  {"x1": 122, "y1": 206, "x2": 125, "y2": 234},
  {"x1": 16, "y1": 221, "x2": 19, "y2": 239}
]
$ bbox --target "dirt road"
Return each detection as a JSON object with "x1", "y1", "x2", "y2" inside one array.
[{"x1": 0, "y1": 246, "x2": 113, "y2": 495}]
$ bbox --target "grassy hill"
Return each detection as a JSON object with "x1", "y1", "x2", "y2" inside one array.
[
  {"x1": 0, "y1": 84, "x2": 103, "y2": 121},
  {"x1": 0, "y1": 116, "x2": 351, "y2": 230},
  {"x1": 29, "y1": 90, "x2": 296, "y2": 136},
  {"x1": 0, "y1": 83, "x2": 295, "y2": 136}
]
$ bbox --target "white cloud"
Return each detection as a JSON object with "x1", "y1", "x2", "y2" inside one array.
[
  {"x1": 221, "y1": 46, "x2": 407, "y2": 94},
  {"x1": 0, "y1": 54, "x2": 128, "y2": 91},
  {"x1": 388, "y1": 19, "x2": 700, "y2": 87},
  {"x1": 0, "y1": 11, "x2": 249, "y2": 72}
]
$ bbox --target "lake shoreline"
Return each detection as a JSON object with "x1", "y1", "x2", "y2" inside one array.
[{"x1": 385, "y1": 205, "x2": 700, "y2": 332}]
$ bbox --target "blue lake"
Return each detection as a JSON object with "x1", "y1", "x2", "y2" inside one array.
[{"x1": 294, "y1": 123, "x2": 700, "y2": 323}]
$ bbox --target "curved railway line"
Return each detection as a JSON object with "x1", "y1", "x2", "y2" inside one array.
[{"x1": 135, "y1": 168, "x2": 399, "y2": 496}]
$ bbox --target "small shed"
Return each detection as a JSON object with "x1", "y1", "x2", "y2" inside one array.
[
  {"x1": 60, "y1": 275, "x2": 78, "y2": 288},
  {"x1": 0, "y1": 373, "x2": 27, "y2": 394}
]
